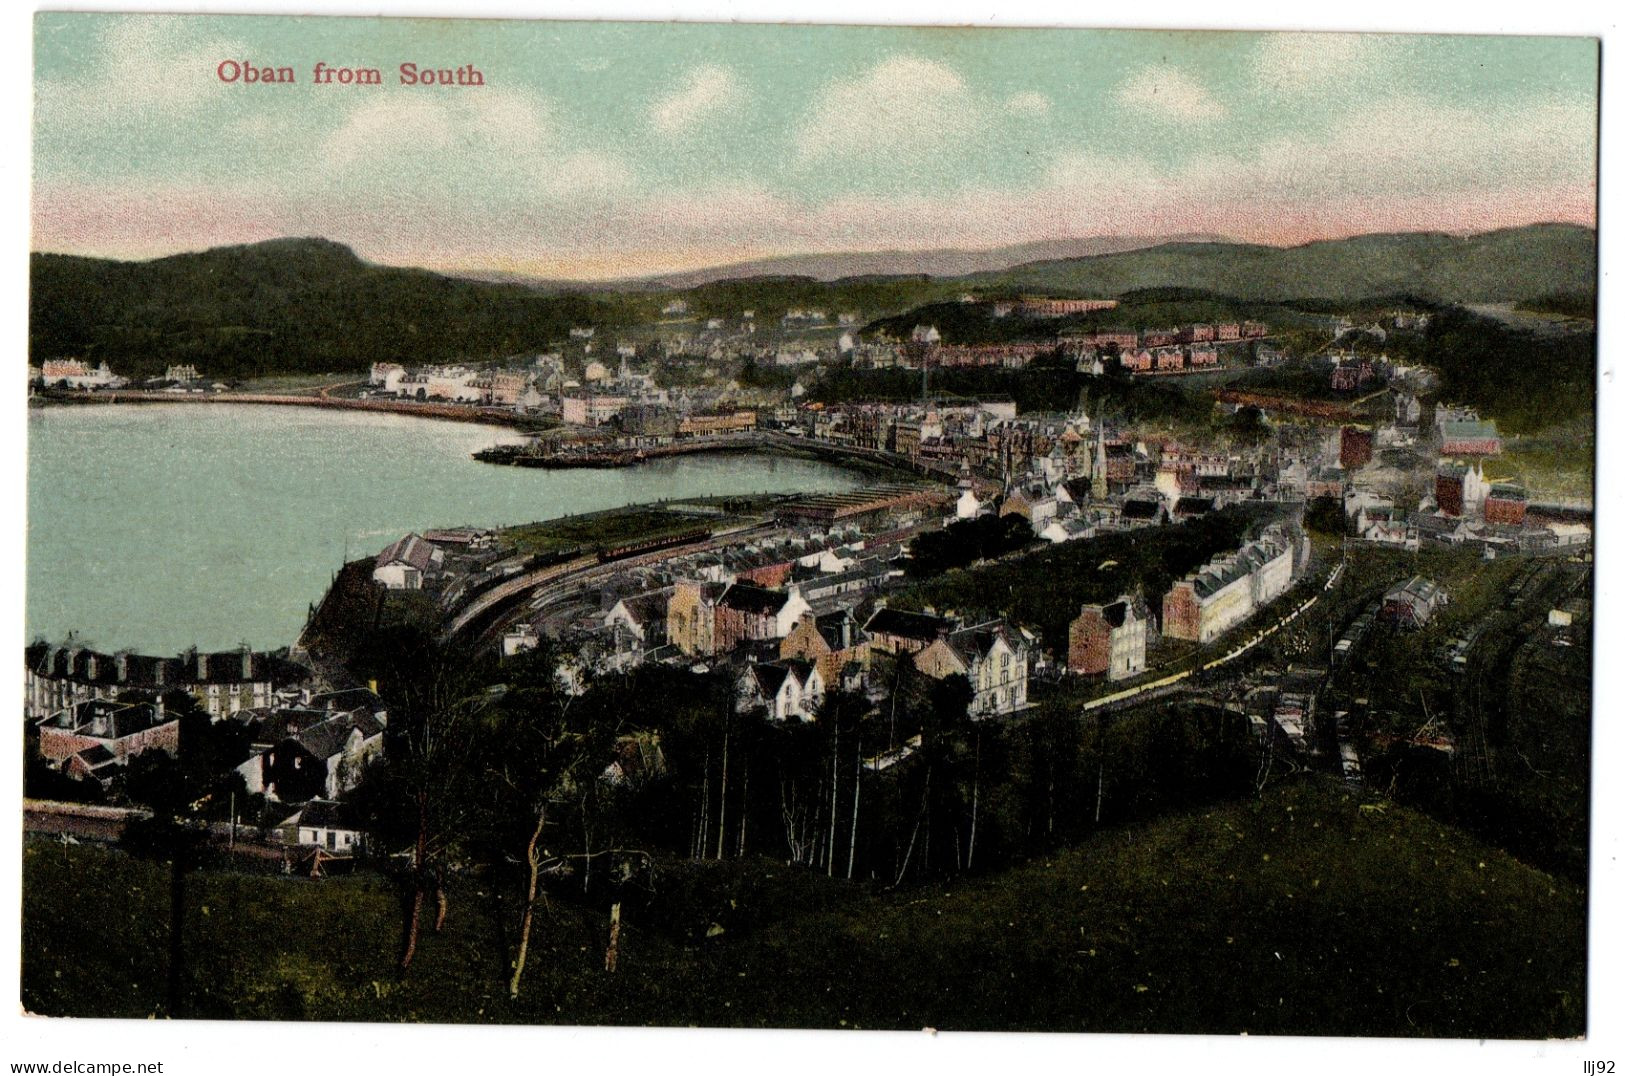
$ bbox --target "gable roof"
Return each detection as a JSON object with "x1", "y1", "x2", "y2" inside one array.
[
  {"x1": 1059, "y1": 478, "x2": 1093, "y2": 503},
  {"x1": 1121, "y1": 499, "x2": 1163, "y2": 520},
  {"x1": 613, "y1": 589, "x2": 671, "y2": 625},
  {"x1": 1440, "y1": 419, "x2": 1500, "y2": 442},
  {"x1": 290, "y1": 799, "x2": 361, "y2": 832},
  {"x1": 307, "y1": 688, "x2": 387, "y2": 717},
  {"x1": 814, "y1": 610, "x2": 856, "y2": 651},
  {"x1": 291, "y1": 711, "x2": 380, "y2": 762},
  {"x1": 376, "y1": 533, "x2": 441, "y2": 573},
  {"x1": 1180, "y1": 535, "x2": 1292, "y2": 599},
  {"x1": 749, "y1": 662, "x2": 796, "y2": 697},
  {"x1": 718, "y1": 582, "x2": 793, "y2": 616},
  {"x1": 944, "y1": 620, "x2": 1017, "y2": 663},
  {"x1": 864, "y1": 607, "x2": 952, "y2": 642}
]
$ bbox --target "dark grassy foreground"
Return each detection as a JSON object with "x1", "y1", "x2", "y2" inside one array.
[{"x1": 22, "y1": 779, "x2": 1584, "y2": 1037}]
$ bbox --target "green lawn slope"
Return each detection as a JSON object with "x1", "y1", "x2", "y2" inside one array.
[{"x1": 22, "y1": 778, "x2": 1584, "y2": 1036}]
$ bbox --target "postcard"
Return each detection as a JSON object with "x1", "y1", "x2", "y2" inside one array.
[{"x1": 15, "y1": 4, "x2": 1604, "y2": 1064}]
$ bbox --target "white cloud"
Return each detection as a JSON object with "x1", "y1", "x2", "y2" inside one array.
[
  {"x1": 1250, "y1": 33, "x2": 1383, "y2": 96},
  {"x1": 1005, "y1": 91, "x2": 1052, "y2": 117},
  {"x1": 1114, "y1": 65, "x2": 1226, "y2": 123},
  {"x1": 1041, "y1": 91, "x2": 1595, "y2": 238},
  {"x1": 35, "y1": 16, "x2": 249, "y2": 131},
  {"x1": 317, "y1": 88, "x2": 631, "y2": 200},
  {"x1": 794, "y1": 55, "x2": 981, "y2": 162},
  {"x1": 541, "y1": 151, "x2": 636, "y2": 197},
  {"x1": 650, "y1": 65, "x2": 745, "y2": 135}
]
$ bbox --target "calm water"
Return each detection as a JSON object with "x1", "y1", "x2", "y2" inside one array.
[{"x1": 27, "y1": 404, "x2": 865, "y2": 654}]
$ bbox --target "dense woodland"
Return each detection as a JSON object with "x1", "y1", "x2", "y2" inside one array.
[{"x1": 73, "y1": 622, "x2": 1252, "y2": 995}]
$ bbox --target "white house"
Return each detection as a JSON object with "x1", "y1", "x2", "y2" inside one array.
[
  {"x1": 737, "y1": 661, "x2": 815, "y2": 722},
  {"x1": 913, "y1": 620, "x2": 1030, "y2": 718},
  {"x1": 369, "y1": 362, "x2": 406, "y2": 393},
  {"x1": 280, "y1": 800, "x2": 365, "y2": 854},
  {"x1": 372, "y1": 533, "x2": 445, "y2": 590},
  {"x1": 41, "y1": 359, "x2": 122, "y2": 389}
]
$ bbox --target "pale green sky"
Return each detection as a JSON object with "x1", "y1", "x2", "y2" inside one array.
[{"x1": 31, "y1": 13, "x2": 1598, "y2": 278}]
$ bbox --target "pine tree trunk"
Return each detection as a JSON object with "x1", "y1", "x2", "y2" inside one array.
[
  {"x1": 967, "y1": 732, "x2": 981, "y2": 871},
  {"x1": 737, "y1": 762, "x2": 749, "y2": 857},
  {"x1": 1095, "y1": 761, "x2": 1105, "y2": 824},
  {"x1": 921, "y1": 767, "x2": 932, "y2": 876},
  {"x1": 604, "y1": 902, "x2": 622, "y2": 973},
  {"x1": 827, "y1": 724, "x2": 839, "y2": 877},
  {"x1": 846, "y1": 740, "x2": 861, "y2": 881},
  {"x1": 716, "y1": 717, "x2": 730, "y2": 860},
  {"x1": 401, "y1": 795, "x2": 429, "y2": 970},
  {"x1": 401, "y1": 888, "x2": 424, "y2": 971},
  {"x1": 509, "y1": 810, "x2": 546, "y2": 998},
  {"x1": 697, "y1": 748, "x2": 711, "y2": 862}
]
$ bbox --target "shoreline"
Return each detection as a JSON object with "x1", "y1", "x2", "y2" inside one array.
[{"x1": 32, "y1": 389, "x2": 535, "y2": 430}]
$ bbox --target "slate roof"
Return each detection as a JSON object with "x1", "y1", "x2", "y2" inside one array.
[
  {"x1": 53, "y1": 700, "x2": 171, "y2": 740},
  {"x1": 749, "y1": 662, "x2": 793, "y2": 697},
  {"x1": 1121, "y1": 499, "x2": 1163, "y2": 521},
  {"x1": 1181, "y1": 536, "x2": 1292, "y2": 600},
  {"x1": 718, "y1": 582, "x2": 792, "y2": 616},
  {"x1": 1441, "y1": 419, "x2": 1501, "y2": 442},
  {"x1": 943, "y1": 620, "x2": 1016, "y2": 663},
  {"x1": 294, "y1": 716, "x2": 365, "y2": 762},
  {"x1": 376, "y1": 533, "x2": 441, "y2": 573},
  {"x1": 613, "y1": 589, "x2": 671, "y2": 626},
  {"x1": 815, "y1": 610, "x2": 856, "y2": 651},
  {"x1": 864, "y1": 607, "x2": 952, "y2": 642},
  {"x1": 1174, "y1": 497, "x2": 1215, "y2": 517},
  {"x1": 307, "y1": 688, "x2": 387, "y2": 717},
  {"x1": 1386, "y1": 575, "x2": 1444, "y2": 606},
  {"x1": 73, "y1": 743, "x2": 119, "y2": 771},
  {"x1": 26, "y1": 643, "x2": 301, "y2": 687},
  {"x1": 290, "y1": 800, "x2": 360, "y2": 831},
  {"x1": 1060, "y1": 478, "x2": 1093, "y2": 503}
]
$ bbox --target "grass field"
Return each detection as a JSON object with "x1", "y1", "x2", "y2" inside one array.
[
  {"x1": 1486, "y1": 427, "x2": 1595, "y2": 501},
  {"x1": 22, "y1": 778, "x2": 1584, "y2": 1037},
  {"x1": 501, "y1": 508, "x2": 705, "y2": 555},
  {"x1": 498, "y1": 493, "x2": 803, "y2": 555}
]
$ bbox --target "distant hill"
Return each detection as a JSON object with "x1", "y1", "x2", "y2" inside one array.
[
  {"x1": 961, "y1": 223, "x2": 1596, "y2": 304},
  {"x1": 28, "y1": 238, "x2": 635, "y2": 381},
  {"x1": 29, "y1": 224, "x2": 1596, "y2": 377},
  {"x1": 639, "y1": 234, "x2": 1232, "y2": 289}
]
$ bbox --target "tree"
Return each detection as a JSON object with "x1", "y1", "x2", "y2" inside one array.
[
  {"x1": 1222, "y1": 405, "x2": 1271, "y2": 446},
  {"x1": 120, "y1": 691, "x2": 218, "y2": 1018},
  {"x1": 350, "y1": 625, "x2": 497, "y2": 971},
  {"x1": 483, "y1": 643, "x2": 620, "y2": 998},
  {"x1": 1305, "y1": 495, "x2": 1348, "y2": 538}
]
